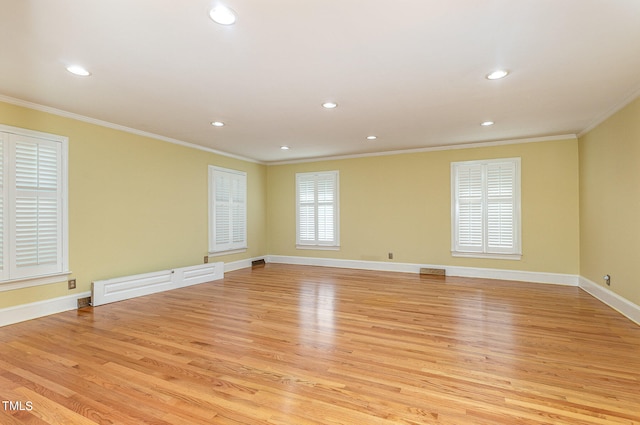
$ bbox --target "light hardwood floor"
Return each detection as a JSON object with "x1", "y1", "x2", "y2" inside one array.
[{"x1": 1, "y1": 264, "x2": 639, "y2": 424}]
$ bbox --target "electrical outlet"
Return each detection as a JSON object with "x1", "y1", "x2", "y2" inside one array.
[
  {"x1": 604, "y1": 274, "x2": 611, "y2": 286},
  {"x1": 68, "y1": 279, "x2": 76, "y2": 290},
  {"x1": 204, "y1": 255, "x2": 209, "y2": 264},
  {"x1": 388, "y1": 252, "x2": 394, "y2": 260}
]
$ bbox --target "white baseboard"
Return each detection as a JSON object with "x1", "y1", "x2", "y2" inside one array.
[
  {"x1": 0, "y1": 291, "x2": 91, "y2": 328},
  {"x1": 265, "y1": 255, "x2": 640, "y2": 324},
  {"x1": 579, "y1": 276, "x2": 640, "y2": 325},
  {"x1": 224, "y1": 256, "x2": 265, "y2": 273},
  {"x1": 5, "y1": 257, "x2": 637, "y2": 328},
  {"x1": 446, "y1": 265, "x2": 579, "y2": 286},
  {"x1": 265, "y1": 255, "x2": 579, "y2": 286}
]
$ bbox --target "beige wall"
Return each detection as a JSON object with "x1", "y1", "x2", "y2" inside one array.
[
  {"x1": 0, "y1": 101, "x2": 268, "y2": 308},
  {"x1": 579, "y1": 96, "x2": 640, "y2": 306},
  {"x1": 267, "y1": 138, "x2": 580, "y2": 275}
]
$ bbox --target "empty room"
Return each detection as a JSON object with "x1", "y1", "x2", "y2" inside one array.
[{"x1": 1, "y1": 1, "x2": 639, "y2": 424}]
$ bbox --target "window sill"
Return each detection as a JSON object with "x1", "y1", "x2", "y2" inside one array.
[
  {"x1": 452, "y1": 251, "x2": 522, "y2": 261},
  {"x1": 208, "y1": 248, "x2": 247, "y2": 257},
  {"x1": 0, "y1": 271, "x2": 72, "y2": 292},
  {"x1": 296, "y1": 244, "x2": 341, "y2": 251}
]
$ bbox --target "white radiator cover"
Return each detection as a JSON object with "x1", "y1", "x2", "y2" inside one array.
[{"x1": 91, "y1": 262, "x2": 224, "y2": 307}]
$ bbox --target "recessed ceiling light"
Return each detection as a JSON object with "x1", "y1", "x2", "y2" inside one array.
[
  {"x1": 280, "y1": 146, "x2": 290, "y2": 150},
  {"x1": 481, "y1": 121, "x2": 495, "y2": 126},
  {"x1": 209, "y1": 5, "x2": 237, "y2": 25},
  {"x1": 66, "y1": 65, "x2": 91, "y2": 76},
  {"x1": 366, "y1": 136, "x2": 377, "y2": 140},
  {"x1": 322, "y1": 102, "x2": 338, "y2": 109},
  {"x1": 211, "y1": 121, "x2": 225, "y2": 127},
  {"x1": 486, "y1": 70, "x2": 509, "y2": 80}
]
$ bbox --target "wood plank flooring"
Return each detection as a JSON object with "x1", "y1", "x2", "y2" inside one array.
[{"x1": 1, "y1": 264, "x2": 639, "y2": 424}]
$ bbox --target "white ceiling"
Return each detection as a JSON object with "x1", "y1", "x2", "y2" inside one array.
[{"x1": 2, "y1": 0, "x2": 640, "y2": 163}]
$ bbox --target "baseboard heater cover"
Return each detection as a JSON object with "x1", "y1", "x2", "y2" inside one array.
[{"x1": 92, "y1": 262, "x2": 224, "y2": 307}]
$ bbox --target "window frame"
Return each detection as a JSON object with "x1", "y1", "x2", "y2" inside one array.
[
  {"x1": 451, "y1": 157, "x2": 522, "y2": 260},
  {"x1": 296, "y1": 170, "x2": 340, "y2": 250},
  {"x1": 0, "y1": 124, "x2": 70, "y2": 292},
  {"x1": 208, "y1": 165, "x2": 247, "y2": 255}
]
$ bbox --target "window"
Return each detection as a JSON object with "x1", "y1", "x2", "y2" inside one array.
[
  {"x1": 296, "y1": 171, "x2": 339, "y2": 249},
  {"x1": 451, "y1": 158, "x2": 521, "y2": 259},
  {"x1": 208, "y1": 166, "x2": 247, "y2": 254},
  {"x1": 0, "y1": 124, "x2": 69, "y2": 290}
]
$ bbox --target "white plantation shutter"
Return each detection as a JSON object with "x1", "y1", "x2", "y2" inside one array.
[
  {"x1": 0, "y1": 127, "x2": 68, "y2": 286},
  {"x1": 456, "y1": 165, "x2": 483, "y2": 251},
  {"x1": 452, "y1": 158, "x2": 520, "y2": 259},
  {"x1": 214, "y1": 173, "x2": 230, "y2": 247},
  {"x1": 11, "y1": 136, "x2": 63, "y2": 278},
  {"x1": 317, "y1": 178, "x2": 335, "y2": 242},
  {"x1": 486, "y1": 162, "x2": 516, "y2": 252},
  {"x1": 296, "y1": 171, "x2": 339, "y2": 247},
  {"x1": 231, "y1": 176, "x2": 246, "y2": 244},
  {"x1": 209, "y1": 166, "x2": 247, "y2": 253},
  {"x1": 298, "y1": 179, "x2": 315, "y2": 242}
]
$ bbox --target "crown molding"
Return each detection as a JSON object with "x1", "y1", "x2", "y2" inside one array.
[
  {"x1": 0, "y1": 94, "x2": 263, "y2": 164},
  {"x1": 267, "y1": 134, "x2": 578, "y2": 165},
  {"x1": 1, "y1": 94, "x2": 582, "y2": 167},
  {"x1": 578, "y1": 85, "x2": 640, "y2": 138}
]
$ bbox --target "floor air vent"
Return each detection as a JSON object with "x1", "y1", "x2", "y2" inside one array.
[
  {"x1": 252, "y1": 259, "x2": 266, "y2": 268},
  {"x1": 420, "y1": 268, "x2": 446, "y2": 276}
]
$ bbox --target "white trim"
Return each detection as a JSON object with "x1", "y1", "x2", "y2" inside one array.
[
  {"x1": 209, "y1": 165, "x2": 247, "y2": 177},
  {"x1": 0, "y1": 291, "x2": 91, "y2": 328},
  {"x1": 451, "y1": 157, "x2": 522, "y2": 258},
  {"x1": 262, "y1": 256, "x2": 639, "y2": 324},
  {"x1": 296, "y1": 170, "x2": 340, "y2": 247},
  {"x1": 208, "y1": 165, "x2": 248, "y2": 253},
  {"x1": 265, "y1": 255, "x2": 578, "y2": 286},
  {"x1": 0, "y1": 123, "x2": 67, "y2": 142},
  {"x1": 452, "y1": 252, "x2": 521, "y2": 260},
  {"x1": 0, "y1": 124, "x2": 70, "y2": 288},
  {"x1": 223, "y1": 256, "x2": 266, "y2": 272},
  {"x1": 296, "y1": 244, "x2": 341, "y2": 251},
  {"x1": 0, "y1": 94, "x2": 261, "y2": 164},
  {"x1": 1, "y1": 94, "x2": 581, "y2": 166},
  {"x1": 208, "y1": 248, "x2": 247, "y2": 257},
  {"x1": 578, "y1": 87, "x2": 640, "y2": 138},
  {"x1": 0, "y1": 272, "x2": 72, "y2": 292},
  {"x1": 268, "y1": 255, "x2": 419, "y2": 273},
  {"x1": 446, "y1": 264, "x2": 578, "y2": 286},
  {"x1": 578, "y1": 276, "x2": 640, "y2": 326},
  {"x1": 5, "y1": 260, "x2": 638, "y2": 328},
  {"x1": 268, "y1": 135, "x2": 577, "y2": 165}
]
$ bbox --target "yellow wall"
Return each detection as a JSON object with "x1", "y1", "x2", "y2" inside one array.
[
  {"x1": 267, "y1": 138, "x2": 580, "y2": 275},
  {"x1": 15, "y1": 93, "x2": 636, "y2": 311},
  {"x1": 579, "y1": 96, "x2": 640, "y2": 306},
  {"x1": 0, "y1": 101, "x2": 267, "y2": 308}
]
